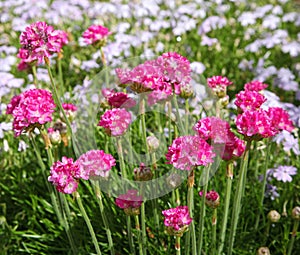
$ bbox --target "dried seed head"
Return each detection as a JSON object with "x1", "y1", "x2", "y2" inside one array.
[
  {"x1": 257, "y1": 247, "x2": 270, "y2": 255},
  {"x1": 292, "y1": 206, "x2": 300, "y2": 220},
  {"x1": 267, "y1": 210, "x2": 281, "y2": 223}
]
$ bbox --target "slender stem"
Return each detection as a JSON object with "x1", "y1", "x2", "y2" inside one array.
[
  {"x1": 175, "y1": 236, "x2": 181, "y2": 255},
  {"x1": 135, "y1": 215, "x2": 144, "y2": 255},
  {"x1": 116, "y1": 137, "x2": 127, "y2": 179},
  {"x1": 227, "y1": 140, "x2": 252, "y2": 255},
  {"x1": 57, "y1": 57, "x2": 64, "y2": 95},
  {"x1": 127, "y1": 216, "x2": 136, "y2": 255},
  {"x1": 218, "y1": 162, "x2": 233, "y2": 255},
  {"x1": 255, "y1": 139, "x2": 271, "y2": 230},
  {"x1": 198, "y1": 164, "x2": 211, "y2": 255},
  {"x1": 140, "y1": 97, "x2": 149, "y2": 161},
  {"x1": 187, "y1": 169, "x2": 196, "y2": 255},
  {"x1": 32, "y1": 65, "x2": 38, "y2": 86},
  {"x1": 167, "y1": 101, "x2": 172, "y2": 145},
  {"x1": 212, "y1": 208, "x2": 217, "y2": 255},
  {"x1": 172, "y1": 95, "x2": 184, "y2": 135},
  {"x1": 95, "y1": 183, "x2": 115, "y2": 255},
  {"x1": 287, "y1": 221, "x2": 299, "y2": 255},
  {"x1": 184, "y1": 99, "x2": 189, "y2": 133},
  {"x1": 75, "y1": 191, "x2": 102, "y2": 255}
]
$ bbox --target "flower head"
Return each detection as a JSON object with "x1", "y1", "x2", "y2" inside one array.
[
  {"x1": 244, "y1": 80, "x2": 268, "y2": 91},
  {"x1": 166, "y1": 135, "x2": 215, "y2": 170},
  {"x1": 115, "y1": 190, "x2": 143, "y2": 215},
  {"x1": 271, "y1": 165, "x2": 297, "y2": 183},
  {"x1": 235, "y1": 90, "x2": 267, "y2": 112},
  {"x1": 267, "y1": 107, "x2": 294, "y2": 133},
  {"x1": 207, "y1": 75, "x2": 232, "y2": 97},
  {"x1": 82, "y1": 25, "x2": 111, "y2": 46},
  {"x1": 162, "y1": 205, "x2": 192, "y2": 236},
  {"x1": 199, "y1": 190, "x2": 220, "y2": 208},
  {"x1": 77, "y1": 150, "x2": 116, "y2": 179},
  {"x1": 6, "y1": 89, "x2": 56, "y2": 137},
  {"x1": 103, "y1": 90, "x2": 136, "y2": 109},
  {"x1": 98, "y1": 108, "x2": 131, "y2": 136},
  {"x1": 62, "y1": 103, "x2": 77, "y2": 121},
  {"x1": 48, "y1": 157, "x2": 81, "y2": 194}
]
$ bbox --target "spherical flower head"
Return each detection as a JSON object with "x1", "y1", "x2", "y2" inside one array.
[
  {"x1": 193, "y1": 117, "x2": 231, "y2": 144},
  {"x1": 166, "y1": 135, "x2": 215, "y2": 170},
  {"x1": 162, "y1": 205, "x2": 192, "y2": 236},
  {"x1": 6, "y1": 89, "x2": 56, "y2": 137},
  {"x1": 19, "y1": 21, "x2": 64, "y2": 64},
  {"x1": 244, "y1": 80, "x2": 268, "y2": 91},
  {"x1": 267, "y1": 107, "x2": 294, "y2": 133},
  {"x1": 292, "y1": 206, "x2": 300, "y2": 220},
  {"x1": 107, "y1": 92, "x2": 136, "y2": 108},
  {"x1": 147, "y1": 78, "x2": 173, "y2": 106},
  {"x1": 235, "y1": 90, "x2": 267, "y2": 112},
  {"x1": 221, "y1": 133, "x2": 246, "y2": 161},
  {"x1": 48, "y1": 127, "x2": 61, "y2": 145},
  {"x1": 62, "y1": 103, "x2": 77, "y2": 121},
  {"x1": 257, "y1": 247, "x2": 270, "y2": 255},
  {"x1": 134, "y1": 163, "x2": 153, "y2": 181},
  {"x1": 56, "y1": 30, "x2": 69, "y2": 48},
  {"x1": 115, "y1": 190, "x2": 143, "y2": 215},
  {"x1": 199, "y1": 190, "x2": 220, "y2": 208},
  {"x1": 236, "y1": 110, "x2": 276, "y2": 140},
  {"x1": 77, "y1": 150, "x2": 116, "y2": 179},
  {"x1": 82, "y1": 25, "x2": 111, "y2": 46},
  {"x1": 98, "y1": 108, "x2": 131, "y2": 136},
  {"x1": 48, "y1": 157, "x2": 81, "y2": 194},
  {"x1": 207, "y1": 76, "x2": 232, "y2": 98},
  {"x1": 267, "y1": 210, "x2": 281, "y2": 222}
]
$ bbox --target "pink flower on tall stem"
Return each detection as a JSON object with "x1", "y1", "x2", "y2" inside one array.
[
  {"x1": 6, "y1": 89, "x2": 56, "y2": 137},
  {"x1": 82, "y1": 25, "x2": 111, "y2": 45},
  {"x1": 98, "y1": 108, "x2": 131, "y2": 136},
  {"x1": 235, "y1": 90, "x2": 267, "y2": 112},
  {"x1": 244, "y1": 80, "x2": 268, "y2": 91},
  {"x1": 267, "y1": 107, "x2": 294, "y2": 133},
  {"x1": 166, "y1": 135, "x2": 215, "y2": 170},
  {"x1": 115, "y1": 190, "x2": 143, "y2": 215},
  {"x1": 199, "y1": 190, "x2": 220, "y2": 208},
  {"x1": 48, "y1": 157, "x2": 82, "y2": 194},
  {"x1": 102, "y1": 89, "x2": 136, "y2": 108}
]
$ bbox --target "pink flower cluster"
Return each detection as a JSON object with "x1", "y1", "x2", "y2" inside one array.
[
  {"x1": 116, "y1": 52, "x2": 191, "y2": 104},
  {"x1": 162, "y1": 206, "x2": 192, "y2": 231},
  {"x1": 98, "y1": 108, "x2": 131, "y2": 136},
  {"x1": 199, "y1": 190, "x2": 220, "y2": 208},
  {"x1": 62, "y1": 103, "x2": 77, "y2": 112},
  {"x1": 82, "y1": 25, "x2": 111, "y2": 45},
  {"x1": 193, "y1": 117, "x2": 245, "y2": 161},
  {"x1": 244, "y1": 80, "x2": 268, "y2": 91},
  {"x1": 115, "y1": 190, "x2": 143, "y2": 209},
  {"x1": 77, "y1": 150, "x2": 116, "y2": 179},
  {"x1": 207, "y1": 76, "x2": 233, "y2": 89},
  {"x1": 18, "y1": 21, "x2": 68, "y2": 64},
  {"x1": 166, "y1": 135, "x2": 215, "y2": 170},
  {"x1": 48, "y1": 157, "x2": 81, "y2": 194},
  {"x1": 102, "y1": 89, "x2": 136, "y2": 108},
  {"x1": 6, "y1": 89, "x2": 56, "y2": 137},
  {"x1": 235, "y1": 91, "x2": 267, "y2": 112}
]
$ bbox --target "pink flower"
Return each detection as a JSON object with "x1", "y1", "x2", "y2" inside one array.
[
  {"x1": 235, "y1": 90, "x2": 267, "y2": 112},
  {"x1": 221, "y1": 132, "x2": 246, "y2": 161},
  {"x1": 56, "y1": 30, "x2": 69, "y2": 47},
  {"x1": 267, "y1": 107, "x2": 294, "y2": 133},
  {"x1": 147, "y1": 78, "x2": 173, "y2": 106},
  {"x1": 244, "y1": 80, "x2": 268, "y2": 91},
  {"x1": 62, "y1": 103, "x2": 77, "y2": 112},
  {"x1": 82, "y1": 25, "x2": 111, "y2": 45},
  {"x1": 48, "y1": 157, "x2": 81, "y2": 194},
  {"x1": 199, "y1": 190, "x2": 220, "y2": 208},
  {"x1": 166, "y1": 135, "x2": 215, "y2": 170},
  {"x1": 6, "y1": 89, "x2": 56, "y2": 137},
  {"x1": 19, "y1": 21, "x2": 65, "y2": 64},
  {"x1": 98, "y1": 108, "x2": 131, "y2": 136},
  {"x1": 106, "y1": 91, "x2": 136, "y2": 108},
  {"x1": 115, "y1": 189, "x2": 143, "y2": 209},
  {"x1": 162, "y1": 206, "x2": 192, "y2": 231},
  {"x1": 207, "y1": 76, "x2": 232, "y2": 89},
  {"x1": 76, "y1": 150, "x2": 116, "y2": 179}
]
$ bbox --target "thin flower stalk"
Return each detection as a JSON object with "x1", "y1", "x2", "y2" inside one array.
[
  {"x1": 135, "y1": 215, "x2": 144, "y2": 255},
  {"x1": 287, "y1": 220, "x2": 299, "y2": 255},
  {"x1": 32, "y1": 65, "x2": 38, "y2": 86},
  {"x1": 127, "y1": 216, "x2": 136, "y2": 255},
  {"x1": 211, "y1": 208, "x2": 217, "y2": 254},
  {"x1": 175, "y1": 236, "x2": 181, "y2": 255}
]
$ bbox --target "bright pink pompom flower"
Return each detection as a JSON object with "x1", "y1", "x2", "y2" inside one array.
[
  {"x1": 82, "y1": 25, "x2": 111, "y2": 45},
  {"x1": 76, "y1": 150, "x2": 116, "y2": 179},
  {"x1": 244, "y1": 80, "x2": 268, "y2": 91},
  {"x1": 98, "y1": 108, "x2": 131, "y2": 136},
  {"x1": 19, "y1": 21, "x2": 67, "y2": 64},
  {"x1": 115, "y1": 190, "x2": 143, "y2": 209},
  {"x1": 162, "y1": 206, "x2": 192, "y2": 231},
  {"x1": 166, "y1": 135, "x2": 215, "y2": 170},
  {"x1": 48, "y1": 157, "x2": 82, "y2": 194},
  {"x1": 6, "y1": 89, "x2": 56, "y2": 137},
  {"x1": 235, "y1": 90, "x2": 267, "y2": 112},
  {"x1": 267, "y1": 107, "x2": 294, "y2": 133},
  {"x1": 207, "y1": 76, "x2": 232, "y2": 89}
]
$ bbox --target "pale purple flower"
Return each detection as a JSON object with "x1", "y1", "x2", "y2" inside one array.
[
  {"x1": 18, "y1": 140, "x2": 29, "y2": 152},
  {"x1": 265, "y1": 184, "x2": 280, "y2": 200},
  {"x1": 238, "y1": 12, "x2": 257, "y2": 26},
  {"x1": 282, "y1": 41, "x2": 300, "y2": 57},
  {"x1": 273, "y1": 130, "x2": 300, "y2": 155},
  {"x1": 201, "y1": 35, "x2": 218, "y2": 46},
  {"x1": 274, "y1": 68, "x2": 298, "y2": 91},
  {"x1": 190, "y1": 62, "x2": 206, "y2": 74},
  {"x1": 272, "y1": 165, "x2": 297, "y2": 183},
  {"x1": 262, "y1": 14, "x2": 281, "y2": 30},
  {"x1": 198, "y1": 16, "x2": 227, "y2": 35},
  {"x1": 282, "y1": 12, "x2": 298, "y2": 22}
]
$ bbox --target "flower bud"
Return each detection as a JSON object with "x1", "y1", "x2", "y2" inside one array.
[
  {"x1": 134, "y1": 163, "x2": 153, "y2": 181},
  {"x1": 267, "y1": 210, "x2": 281, "y2": 223},
  {"x1": 48, "y1": 128, "x2": 61, "y2": 145},
  {"x1": 146, "y1": 135, "x2": 159, "y2": 152},
  {"x1": 180, "y1": 84, "x2": 194, "y2": 99},
  {"x1": 292, "y1": 206, "x2": 300, "y2": 220},
  {"x1": 257, "y1": 247, "x2": 270, "y2": 255},
  {"x1": 199, "y1": 190, "x2": 220, "y2": 209}
]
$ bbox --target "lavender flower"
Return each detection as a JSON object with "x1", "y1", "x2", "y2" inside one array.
[{"x1": 271, "y1": 165, "x2": 297, "y2": 183}]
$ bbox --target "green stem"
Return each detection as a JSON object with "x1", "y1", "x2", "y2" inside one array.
[
  {"x1": 167, "y1": 101, "x2": 172, "y2": 145},
  {"x1": 95, "y1": 183, "x2": 115, "y2": 255},
  {"x1": 255, "y1": 139, "x2": 271, "y2": 230},
  {"x1": 135, "y1": 215, "x2": 144, "y2": 255},
  {"x1": 218, "y1": 162, "x2": 233, "y2": 255},
  {"x1": 75, "y1": 191, "x2": 102, "y2": 255},
  {"x1": 212, "y1": 208, "x2": 217, "y2": 255},
  {"x1": 116, "y1": 137, "x2": 127, "y2": 179},
  {"x1": 127, "y1": 216, "x2": 136, "y2": 255},
  {"x1": 187, "y1": 169, "x2": 196, "y2": 255},
  {"x1": 175, "y1": 236, "x2": 181, "y2": 255},
  {"x1": 287, "y1": 221, "x2": 299, "y2": 255},
  {"x1": 198, "y1": 164, "x2": 211, "y2": 255},
  {"x1": 140, "y1": 97, "x2": 149, "y2": 161},
  {"x1": 172, "y1": 95, "x2": 184, "y2": 135},
  {"x1": 32, "y1": 65, "x2": 38, "y2": 86},
  {"x1": 227, "y1": 140, "x2": 252, "y2": 255},
  {"x1": 184, "y1": 99, "x2": 189, "y2": 133},
  {"x1": 57, "y1": 57, "x2": 64, "y2": 95}
]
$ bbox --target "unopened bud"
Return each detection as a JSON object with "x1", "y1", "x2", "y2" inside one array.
[
  {"x1": 53, "y1": 120, "x2": 67, "y2": 134},
  {"x1": 146, "y1": 135, "x2": 159, "y2": 152},
  {"x1": 180, "y1": 84, "x2": 194, "y2": 99},
  {"x1": 199, "y1": 190, "x2": 220, "y2": 209},
  {"x1": 292, "y1": 206, "x2": 300, "y2": 220},
  {"x1": 267, "y1": 210, "x2": 281, "y2": 223},
  {"x1": 219, "y1": 95, "x2": 229, "y2": 107},
  {"x1": 134, "y1": 163, "x2": 153, "y2": 181},
  {"x1": 257, "y1": 247, "x2": 270, "y2": 255},
  {"x1": 48, "y1": 128, "x2": 61, "y2": 145}
]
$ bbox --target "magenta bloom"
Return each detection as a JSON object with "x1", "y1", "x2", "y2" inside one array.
[
  {"x1": 222, "y1": 132, "x2": 246, "y2": 161},
  {"x1": 235, "y1": 90, "x2": 267, "y2": 112},
  {"x1": 48, "y1": 157, "x2": 81, "y2": 194},
  {"x1": 147, "y1": 78, "x2": 173, "y2": 106},
  {"x1": 98, "y1": 108, "x2": 131, "y2": 136},
  {"x1": 207, "y1": 75, "x2": 232, "y2": 89},
  {"x1": 62, "y1": 103, "x2": 77, "y2": 112},
  {"x1": 104, "y1": 90, "x2": 136, "y2": 108},
  {"x1": 6, "y1": 89, "x2": 56, "y2": 137},
  {"x1": 244, "y1": 80, "x2": 268, "y2": 91},
  {"x1": 77, "y1": 150, "x2": 116, "y2": 179},
  {"x1": 115, "y1": 190, "x2": 143, "y2": 209},
  {"x1": 199, "y1": 190, "x2": 220, "y2": 208},
  {"x1": 162, "y1": 206, "x2": 192, "y2": 232},
  {"x1": 82, "y1": 25, "x2": 111, "y2": 45},
  {"x1": 267, "y1": 107, "x2": 294, "y2": 133},
  {"x1": 19, "y1": 21, "x2": 65, "y2": 64},
  {"x1": 166, "y1": 135, "x2": 215, "y2": 170}
]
